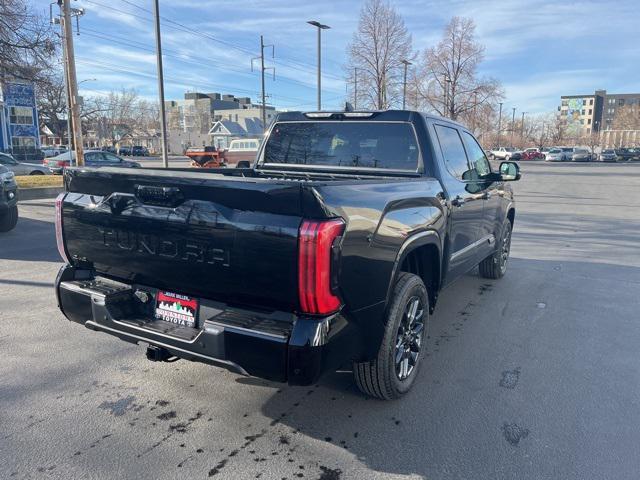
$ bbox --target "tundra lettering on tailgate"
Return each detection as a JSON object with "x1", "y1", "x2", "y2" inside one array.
[{"x1": 98, "y1": 227, "x2": 230, "y2": 266}]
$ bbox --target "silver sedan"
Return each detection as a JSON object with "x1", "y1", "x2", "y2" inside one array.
[{"x1": 0, "y1": 152, "x2": 51, "y2": 175}]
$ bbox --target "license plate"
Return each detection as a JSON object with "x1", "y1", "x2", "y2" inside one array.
[{"x1": 155, "y1": 291, "x2": 198, "y2": 328}]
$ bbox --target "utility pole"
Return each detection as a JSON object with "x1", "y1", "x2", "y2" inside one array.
[
  {"x1": 252, "y1": 36, "x2": 274, "y2": 132},
  {"x1": 472, "y1": 90, "x2": 478, "y2": 132},
  {"x1": 510, "y1": 107, "x2": 516, "y2": 148},
  {"x1": 401, "y1": 60, "x2": 411, "y2": 109},
  {"x1": 152, "y1": 0, "x2": 168, "y2": 167},
  {"x1": 497, "y1": 102, "x2": 503, "y2": 147},
  {"x1": 307, "y1": 21, "x2": 330, "y2": 111},
  {"x1": 59, "y1": 15, "x2": 72, "y2": 154},
  {"x1": 60, "y1": 0, "x2": 84, "y2": 166},
  {"x1": 521, "y1": 111, "x2": 527, "y2": 146},
  {"x1": 353, "y1": 67, "x2": 358, "y2": 109}
]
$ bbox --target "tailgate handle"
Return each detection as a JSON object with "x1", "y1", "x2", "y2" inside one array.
[{"x1": 135, "y1": 185, "x2": 184, "y2": 207}]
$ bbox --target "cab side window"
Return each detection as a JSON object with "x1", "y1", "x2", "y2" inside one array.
[
  {"x1": 462, "y1": 131, "x2": 491, "y2": 177},
  {"x1": 434, "y1": 124, "x2": 470, "y2": 180}
]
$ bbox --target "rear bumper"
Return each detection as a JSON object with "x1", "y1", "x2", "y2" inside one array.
[{"x1": 55, "y1": 265, "x2": 362, "y2": 385}]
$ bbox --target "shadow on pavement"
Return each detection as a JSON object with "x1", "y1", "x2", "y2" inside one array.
[{"x1": 0, "y1": 216, "x2": 60, "y2": 263}]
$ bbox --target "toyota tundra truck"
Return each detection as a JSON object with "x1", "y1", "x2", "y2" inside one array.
[{"x1": 54, "y1": 110, "x2": 520, "y2": 399}]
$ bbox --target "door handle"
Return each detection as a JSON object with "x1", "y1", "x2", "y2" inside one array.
[
  {"x1": 452, "y1": 195, "x2": 465, "y2": 207},
  {"x1": 482, "y1": 191, "x2": 492, "y2": 200}
]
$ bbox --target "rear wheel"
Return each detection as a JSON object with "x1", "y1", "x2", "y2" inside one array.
[
  {"x1": 353, "y1": 272, "x2": 429, "y2": 400},
  {"x1": 29, "y1": 170, "x2": 44, "y2": 175},
  {"x1": 0, "y1": 205, "x2": 18, "y2": 232},
  {"x1": 479, "y1": 218, "x2": 512, "y2": 279}
]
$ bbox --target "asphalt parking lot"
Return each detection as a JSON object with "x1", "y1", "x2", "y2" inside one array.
[{"x1": 1, "y1": 161, "x2": 639, "y2": 480}]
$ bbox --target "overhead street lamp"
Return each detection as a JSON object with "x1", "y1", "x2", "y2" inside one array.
[
  {"x1": 307, "y1": 20, "x2": 330, "y2": 111},
  {"x1": 401, "y1": 59, "x2": 412, "y2": 110},
  {"x1": 497, "y1": 102, "x2": 503, "y2": 148}
]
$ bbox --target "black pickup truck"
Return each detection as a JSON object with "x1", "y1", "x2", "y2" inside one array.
[{"x1": 54, "y1": 110, "x2": 520, "y2": 399}]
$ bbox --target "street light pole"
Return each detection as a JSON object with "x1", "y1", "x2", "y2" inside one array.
[
  {"x1": 497, "y1": 102, "x2": 503, "y2": 147},
  {"x1": 401, "y1": 60, "x2": 412, "y2": 109},
  {"x1": 521, "y1": 111, "x2": 527, "y2": 146},
  {"x1": 353, "y1": 67, "x2": 358, "y2": 109},
  {"x1": 153, "y1": 0, "x2": 169, "y2": 167},
  {"x1": 510, "y1": 107, "x2": 516, "y2": 148},
  {"x1": 307, "y1": 21, "x2": 330, "y2": 111}
]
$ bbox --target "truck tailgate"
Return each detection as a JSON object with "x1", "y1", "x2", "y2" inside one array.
[{"x1": 61, "y1": 168, "x2": 306, "y2": 310}]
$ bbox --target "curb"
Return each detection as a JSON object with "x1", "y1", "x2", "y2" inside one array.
[{"x1": 18, "y1": 186, "x2": 64, "y2": 201}]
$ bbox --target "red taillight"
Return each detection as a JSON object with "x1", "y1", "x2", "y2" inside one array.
[
  {"x1": 56, "y1": 160, "x2": 68, "y2": 167},
  {"x1": 55, "y1": 193, "x2": 70, "y2": 263},
  {"x1": 298, "y1": 218, "x2": 345, "y2": 315}
]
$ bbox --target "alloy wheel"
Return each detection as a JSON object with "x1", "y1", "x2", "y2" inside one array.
[{"x1": 395, "y1": 296, "x2": 425, "y2": 380}]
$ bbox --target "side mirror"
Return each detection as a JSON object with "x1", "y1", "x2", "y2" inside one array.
[{"x1": 499, "y1": 161, "x2": 521, "y2": 181}]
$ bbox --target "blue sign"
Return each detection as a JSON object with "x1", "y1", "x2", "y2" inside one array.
[
  {"x1": 10, "y1": 124, "x2": 38, "y2": 137},
  {"x1": 3, "y1": 83, "x2": 36, "y2": 107}
]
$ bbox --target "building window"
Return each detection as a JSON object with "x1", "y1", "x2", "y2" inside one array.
[
  {"x1": 580, "y1": 119, "x2": 584, "y2": 125},
  {"x1": 588, "y1": 109, "x2": 592, "y2": 115},
  {"x1": 618, "y1": 99, "x2": 625, "y2": 106},
  {"x1": 582, "y1": 99, "x2": 586, "y2": 106},
  {"x1": 561, "y1": 100, "x2": 568, "y2": 106},
  {"x1": 608, "y1": 98, "x2": 615, "y2": 104},
  {"x1": 581, "y1": 109, "x2": 585, "y2": 115},
  {"x1": 9, "y1": 106, "x2": 33, "y2": 125},
  {"x1": 586, "y1": 128, "x2": 591, "y2": 134},
  {"x1": 589, "y1": 99, "x2": 593, "y2": 105},
  {"x1": 588, "y1": 119, "x2": 592, "y2": 125},
  {"x1": 12, "y1": 136, "x2": 36, "y2": 148}
]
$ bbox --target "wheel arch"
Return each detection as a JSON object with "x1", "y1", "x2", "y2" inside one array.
[{"x1": 386, "y1": 231, "x2": 442, "y2": 314}]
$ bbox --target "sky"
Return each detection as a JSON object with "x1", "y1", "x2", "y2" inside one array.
[{"x1": 44, "y1": 0, "x2": 640, "y2": 114}]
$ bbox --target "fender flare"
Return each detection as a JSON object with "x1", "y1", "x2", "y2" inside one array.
[{"x1": 384, "y1": 230, "x2": 442, "y2": 309}]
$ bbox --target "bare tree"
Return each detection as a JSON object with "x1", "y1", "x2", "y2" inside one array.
[
  {"x1": 347, "y1": 0, "x2": 414, "y2": 109},
  {"x1": 0, "y1": 0, "x2": 56, "y2": 82},
  {"x1": 36, "y1": 74, "x2": 68, "y2": 142},
  {"x1": 612, "y1": 104, "x2": 640, "y2": 130},
  {"x1": 414, "y1": 17, "x2": 502, "y2": 121}
]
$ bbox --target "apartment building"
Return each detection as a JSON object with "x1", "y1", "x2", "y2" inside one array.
[{"x1": 559, "y1": 89, "x2": 640, "y2": 136}]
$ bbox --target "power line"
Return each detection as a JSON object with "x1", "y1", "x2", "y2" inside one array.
[
  {"x1": 80, "y1": 28, "x2": 341, "y2": 93},
  {"x1": 84, "y1": 0, "x2": 346, "y2": 82},
  {"x1": 75, "y1": 57, "x2": 319, "y2": 105}
]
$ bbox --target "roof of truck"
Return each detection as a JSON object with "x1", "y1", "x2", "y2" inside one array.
[{"x1": 275, "y1": 109, "x2": 466, "y2": 128}]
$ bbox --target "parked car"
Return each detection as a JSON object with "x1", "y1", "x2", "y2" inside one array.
[
  {"x1": 0, "y1": 152, "x2": 52, "y2": 175},
  {"x1": 132, "y1": 146, "x2": 150, "y2": 156},
  {"x1": 46, "y1": 150, "x2": 141, "y2": 174},
  {"x1": 522, "y1": 148, "x2": 544, "y2": 160},
  {"x1": 615, "y1": 148, "x2": 640, "y2": 161},
  {"x1": 118, "y1": 146, "x2": 133, "y2": 156},
  {"x1": 54, "y1": 109, "x2": 521, "y2": 400},
  {"x1": 571, "y1": 148, "x2": 592, "y2": 162},
  {"x1": 489, "y1": 146, "x2": 517, "y2": 160},
  {"x1": 509, "y1": 151, "x2": 523, "y2": 161},
  {"x1": 545, "y1": 148, "x2": 566, "y2": 162},
  {"x1": 0, "y1": 165, "x2": 18, "y2": 232},
  {"x1": 101, "y1": 146, "x2": 117, "y2": 154},
  {"x1": 223, "y1": 138, "x2": 261, "y2": 167},
  {"x1": 598, "y1": 149, "x2": 617, "y2": 162},
  {"x1": 540, "y1": 147, "x2": 551, "y2": 159},
  {"x1": 42, "y1": 146, "x2": 68, "y2": 158}
]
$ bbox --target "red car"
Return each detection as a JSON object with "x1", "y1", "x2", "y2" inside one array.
[{"x1": 522, "y1": 148, "x2": 544, "y2": 160}]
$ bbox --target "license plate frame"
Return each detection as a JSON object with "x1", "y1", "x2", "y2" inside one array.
[{"x1": 154, "y1": 291, "x2": 199, "y2": 329}]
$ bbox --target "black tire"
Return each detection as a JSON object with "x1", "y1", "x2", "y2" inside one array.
[
  {"x1": 479, "y1": 217, "x2": 513, "y2": 279},
  {"x1": 29, "y1": 170, "x2": 44, "y2": 175},
  {"x1": 0, "y1": 205, "x2": 18, "y2": 232},
  {"x1": 353, "y1": 272, "x2": 429, "y2": 400}
]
